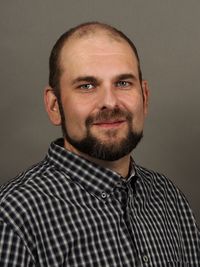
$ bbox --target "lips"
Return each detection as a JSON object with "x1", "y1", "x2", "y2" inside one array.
[{"x1": 93, "y1": 120, "x2": 126, "y2": 128}]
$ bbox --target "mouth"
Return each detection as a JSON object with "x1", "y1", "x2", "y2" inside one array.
[{"x1": 93, "y1": 120, "x2": 126, "y2": 128}]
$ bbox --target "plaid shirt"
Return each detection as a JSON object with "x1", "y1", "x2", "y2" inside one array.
[{"x1": 0, "y1": 139, "x2": 199, "y2": 266}]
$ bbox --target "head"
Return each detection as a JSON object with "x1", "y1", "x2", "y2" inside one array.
[{"x1": 45, "y1": 22, "x2": 149, "y2": 161}]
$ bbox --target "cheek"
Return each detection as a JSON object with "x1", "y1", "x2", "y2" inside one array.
[
  {"x1": 62, "y1": 101, "x2": 91, "y2": 138},
  {"x1": 121, "y1": 94, "x2": 144, "y2": 114},
  {"x1": 122, "y1": 96, "x2": 146, "y2": 126}
]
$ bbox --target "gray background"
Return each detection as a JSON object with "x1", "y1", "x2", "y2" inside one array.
[{"x1": 0, "y1": 1, "x2": 199, "y2": 224}]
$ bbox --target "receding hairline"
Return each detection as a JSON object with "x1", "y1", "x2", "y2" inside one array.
[
  {"x1": 59, "y1": 26, "x2": 138, "y2": 70},
  {"x1": 59, "y1": 23, "x2": 138, "y2": 64},
  {"x1": 65, "y1": 23, "x2": 127, "y2": 43}
]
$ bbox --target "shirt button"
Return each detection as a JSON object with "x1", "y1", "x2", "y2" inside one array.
[
  {"x1": 101, "y1": 192, "x2": 107, "y2": 199},
  {"x1": 143, "y1": 255, "x2": 149, "y2": 263}
]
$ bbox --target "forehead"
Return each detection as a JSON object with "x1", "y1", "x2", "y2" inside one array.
[{"x1": 59, "y1": 33, "x2": 138, "y2": 71}]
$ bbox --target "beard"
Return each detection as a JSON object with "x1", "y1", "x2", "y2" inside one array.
[{"x1": 59, "y1": 103, "x2": 143, "y2": 161}]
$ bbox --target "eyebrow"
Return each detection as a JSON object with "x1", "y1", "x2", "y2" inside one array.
[
  {"x1": 115, "y1": 73, "x2": 137, "y2": 81},
  {"x1": 71, "y1": 73, "x2": 138, "y2": 85},
  {"x1": 72, "y1": 76, "x2": 98, "y2": 85}
]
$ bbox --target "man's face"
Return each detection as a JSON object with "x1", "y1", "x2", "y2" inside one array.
[{"x1": 56, "y1": 34, "x2": 148, "y2": 160}]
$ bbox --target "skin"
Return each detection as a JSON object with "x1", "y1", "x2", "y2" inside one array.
[{"x1": 45, "y1": 32, "x2": 149, "y2": 178}]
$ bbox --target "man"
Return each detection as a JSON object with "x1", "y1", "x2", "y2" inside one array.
[{"x1": 0, "y1": 22, "x2": 199, "y2": 266}]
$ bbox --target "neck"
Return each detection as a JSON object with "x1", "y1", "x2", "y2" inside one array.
[{"x1": 64, "y1": 140, "x2": 131, "y2": 178}]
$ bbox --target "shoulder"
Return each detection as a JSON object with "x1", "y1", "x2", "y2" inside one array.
[
  {"x1": 0, "y1": 157, "x2": 73, "y2": 225},
  {"x1": 134, "y1": 165, "x2": 200, "y2": 259},
  {"x1": 0, "y1": 158, "x2": 60, "y2": 226},
  {"x1": 134, "y1": 164, "x2": 198, "y2": 224},
  {"x1": 134, "y1": 164, "x2": 194, "y2": 213},
  {"x1": 0, "y1": 158, "x2": 49, "y2": 202},
  {"x1": 0, "y1": 157, "x2": 67, "y2": 239},
  {"x1": 135, "y1": 164, "x2": 179, "y2": 191}
]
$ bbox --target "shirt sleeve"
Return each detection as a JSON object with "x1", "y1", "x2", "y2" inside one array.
[{"x1": 0, "y1": 221, "x2": 35, "y2": 267}]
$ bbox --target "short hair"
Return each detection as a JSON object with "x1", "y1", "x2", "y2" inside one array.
[{"x1": 49, "y1": 21, "x2": 143, "y2": 98}]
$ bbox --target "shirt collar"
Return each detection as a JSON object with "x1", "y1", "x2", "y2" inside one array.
[{"x1": 46, "y1": 138, "x2": 138, "y2": 201}]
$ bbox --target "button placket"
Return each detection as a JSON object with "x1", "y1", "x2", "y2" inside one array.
[
  {"x1": 116, "y1": 181, "x2": 122, "y2": 187},
  {"x1": 142, "y1": 255, "x2": 149, "y2": 263},
  {"x1": 101, "y1": 191, "x2": 107, "y2": 199}
]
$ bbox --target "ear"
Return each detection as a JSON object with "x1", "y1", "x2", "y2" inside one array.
[
  {"x1": 44, "y1": 87, "x2": 61, "y2": 125},
  {"x1": 141, "y1": 80, "x2": 149, "y2": 116}
]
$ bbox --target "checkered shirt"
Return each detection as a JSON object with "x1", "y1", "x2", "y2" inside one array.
[{"x1": 0, "y1": 138, "x2": 199, "y2": 266}]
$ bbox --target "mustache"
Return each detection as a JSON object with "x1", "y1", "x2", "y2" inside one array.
[{"x1": 86, "y1": 108, "x2": 132, "y2": 126}]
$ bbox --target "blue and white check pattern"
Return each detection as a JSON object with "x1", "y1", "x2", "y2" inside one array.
[{"x1": 0, "y1": 138, "x2": 199, "y2": 266}]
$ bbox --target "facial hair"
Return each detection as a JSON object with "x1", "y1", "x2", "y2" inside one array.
[{"x1": 59, "y1": 103, "x2": 143, "y2": 161}]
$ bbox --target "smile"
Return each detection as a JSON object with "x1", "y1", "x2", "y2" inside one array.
[{"x1": 93, "y1": 120, "x2": 126, "y2": 128}]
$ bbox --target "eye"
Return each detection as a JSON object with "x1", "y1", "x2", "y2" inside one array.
[
  {"x1": 116, "y1": 81, "x2": 131, "y2": 88},
  {"x1": 79, "y1": 83, "x2": 94, "y2": 90}
]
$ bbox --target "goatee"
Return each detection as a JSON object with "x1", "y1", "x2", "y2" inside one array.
[{"x1": 59, "y1": 106, "x2": 143, "y2": 161}]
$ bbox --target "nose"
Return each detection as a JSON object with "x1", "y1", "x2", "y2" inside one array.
[{"x1": 99, "y1": 85, "x2": 118, "y2": 110}]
